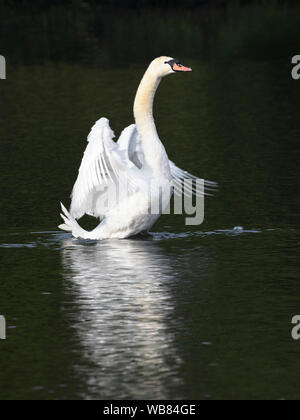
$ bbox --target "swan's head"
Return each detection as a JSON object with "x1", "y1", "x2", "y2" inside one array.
[{"x1": 149, "y1": 56, "x2": 192, "y2": 78}]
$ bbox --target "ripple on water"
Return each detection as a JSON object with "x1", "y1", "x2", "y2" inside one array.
[{"x1": 0, "y1": 226, "x2": 268, "y2": 249}]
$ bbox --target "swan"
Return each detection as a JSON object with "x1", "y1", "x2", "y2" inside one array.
[{"x1": 59, "y1": 56, "x2": 216, "y2": 240}]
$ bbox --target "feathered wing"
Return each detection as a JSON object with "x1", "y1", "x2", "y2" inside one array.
[
  {"x1": 169, "y1": 160, "x2": 218, "y2": 198},
  {"x1": 118, "y1": 124, "x2": 218, "y2": 198},
  {"x1": 117, "y1": 124, "x2": 144, "y2": 169},
  {"x1": 68, "y1": 118, "x2": 216, "y2": 223},
  {"x1": 69, "y1": 118, "x2": 137, "y2": 220}
]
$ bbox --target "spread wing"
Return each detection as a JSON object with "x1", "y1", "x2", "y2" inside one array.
[
  {"x1": 117, "y1": 124, "x2": 144, "y2": 169},
  {"x1": 169, "y1": 160, "x2": 218, "y2": 197},
  {"x1": 70, "y1": 118, "x2": 216, "y2": 221},
  {"x1": 70, "y1": 118, "x2": 138, "y2": 220},
  {"x1": 118, "y1": 124, "x2": 217, "y2": 198}
]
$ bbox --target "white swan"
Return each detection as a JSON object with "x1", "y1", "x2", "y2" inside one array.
[{"x1": 59, "y1": 56, "x2": 216, "y2": 240}]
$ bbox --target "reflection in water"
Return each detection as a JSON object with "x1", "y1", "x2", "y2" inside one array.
[{"x1": 61, "y1": 238, "x2": 183, "y2": 399}]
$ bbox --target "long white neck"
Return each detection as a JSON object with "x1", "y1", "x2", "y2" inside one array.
[
  {"x1": 133, "y1": 68, "x2": 169, "y2": 177},
  {"x1": 134, "y1": 69, "x2": 160, "y2": 133}
]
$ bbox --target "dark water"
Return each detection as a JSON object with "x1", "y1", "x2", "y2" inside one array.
[{"x1": 1, "y1": 3, "x2": 300, "y2": 400}]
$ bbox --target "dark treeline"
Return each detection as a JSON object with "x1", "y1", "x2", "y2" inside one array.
[
  {"x1": 1, "y1": 0, "x2": 300, "y2": 66},
  {"x1": 1, "y1": 0, "x2": 299, "y2": 11},
  {"x1": 2, "y1": 0, "x2": 244, "y2": 8}
]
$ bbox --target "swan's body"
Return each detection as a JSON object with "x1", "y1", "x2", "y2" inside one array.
[{"x1": 59, "y1": 56, "x2": 216, "y2": 240}]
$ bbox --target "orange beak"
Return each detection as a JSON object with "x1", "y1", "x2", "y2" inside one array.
[{"x1": 173, "y1": 62, "x2": 192, "y2": 72}]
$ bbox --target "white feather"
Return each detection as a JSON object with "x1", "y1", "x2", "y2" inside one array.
[{"x1": 70, "y1": 118, "x2": 138, "y2": 220}]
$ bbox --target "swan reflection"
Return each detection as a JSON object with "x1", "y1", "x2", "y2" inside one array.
[{"x1": 61, "y1": 237, "x2": 183, "y2": 399}]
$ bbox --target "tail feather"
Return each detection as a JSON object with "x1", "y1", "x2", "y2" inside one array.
[
  {"x1": 58, "y1": 202, "x2": 86, "y2": 238},
  {"x1": 60, "y1": 202, "x2": 69, "y2": 217},
  {"x1": 58, "y1": 223, "x2": 72, "y2": 232}
]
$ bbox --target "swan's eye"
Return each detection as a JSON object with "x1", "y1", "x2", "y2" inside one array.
[{"x1": 165, "y1": 59, "x2": 176, "y2": 68}]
